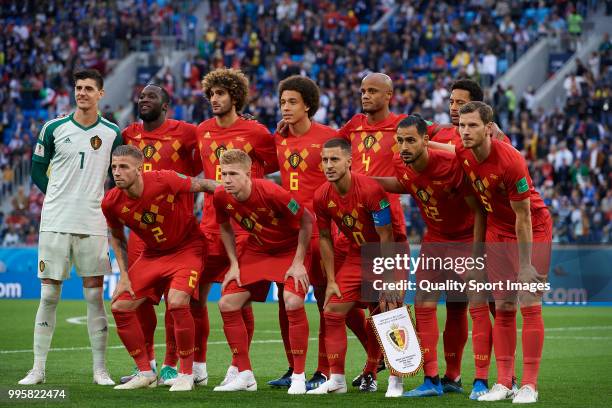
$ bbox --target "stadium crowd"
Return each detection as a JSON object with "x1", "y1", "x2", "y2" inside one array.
[{"x1": 1, "y1": 0, "x2": 610, "y2": 246}]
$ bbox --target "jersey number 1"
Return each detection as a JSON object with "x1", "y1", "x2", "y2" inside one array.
[{"x1": 79, "y1": 152, "x2": 84, "y2": 169}]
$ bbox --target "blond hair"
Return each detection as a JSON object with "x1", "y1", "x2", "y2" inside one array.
[{"x1": 219, "y1": 149, "x2": 252, "y2": 169}]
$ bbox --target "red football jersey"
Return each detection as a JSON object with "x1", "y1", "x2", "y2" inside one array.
[
  {"x1": 197, "y1": 117, "x2": 278, "y2": 234},
  {"x1": 393, "y1": 150, "x2": 473, "y2": 241},
  {"x1": 102, "y1": 171, "x2": 199, "y2": 252},
  {"x1": 122, "y1": 119, "x2": 201, "y2": 176},
  {"x1": 429, "y1": 124, "x2": 512, "y2": 146},
  {"x1": 213, "y1": 178, "x2": 304, "y2": 252},
  {"x1": 314, "y1": 172, "x2": 391, "y2": 256},
  {"x1": 337, "y1": 112, "x2": 407, "y2": 240},
  {"x1": 455, "y1": 139, "x2": 549, "y2": 235},
  {"x1": 274, "y1": 122, "x2": 337, "y2": 214}
]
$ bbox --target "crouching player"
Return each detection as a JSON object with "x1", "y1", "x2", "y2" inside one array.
[
  {"x1": 101, "y1": 145, "x2": 217, "y2": 391},
  {"x1": 212, "y1": 149, "x2": 313, "y2": 394},
  {"x1": 308, "y1": 138, "x2": 403, "y2": 397}
]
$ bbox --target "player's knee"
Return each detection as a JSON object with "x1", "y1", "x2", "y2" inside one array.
[
  {"x1": 166, "y1": 291, "x2": 190, "y2": 309},
  {"x1": 283, "y1": 292, "x2": 304, "y2": 311},
  {"x1": 83, "y1": 286, "x2": 103, "y2": 303},
  {"x1": 40, "y1": 284, "x2": 61, "y2": 307},
  {"x1": 218, "y1": 296, "x2": 240, "y2": 312},
  {"x1": 495, "y1": 300, "x2": 517, "y2": 311}
]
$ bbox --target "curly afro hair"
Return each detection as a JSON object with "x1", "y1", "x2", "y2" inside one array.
[
  {"x1": 202, "y1": 68, "x2": 250, "y2": 112},
  {"x1": 278, "y1": 75, "x2": 320, "y2": 118}
]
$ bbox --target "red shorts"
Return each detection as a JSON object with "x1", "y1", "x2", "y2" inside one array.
[
  {"x1": 200, "y1": 230, "x2": 249, "y2": 284},
  {"x1": 122, "y1": 238, "x2": 205, "y2": 304},
  {"x1": 415, "y1": 235, "x2": 474, "y2": 284},
  {"x1": 327, "y1": 248, "x2": 364, "y2": 304},
  {"x1": 389, "y1": 194, "x2": 408, "y2": 242},
  {"x1": 127, "y1": 231, "x2": 146, "y2": 269},
  {"x1": 309, "y1": 235, "x2": 326, "y2": 287},
  {"x1": 485, "y1": 213, "x2": 553, "y2": 299},
  {"x1": 221, "y1": 245, "x2": 311, "y2": 301}
]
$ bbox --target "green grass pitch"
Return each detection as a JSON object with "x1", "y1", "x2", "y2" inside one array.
[{"x1": 0, "y1": 300, "x2": 610, "y2": 407}]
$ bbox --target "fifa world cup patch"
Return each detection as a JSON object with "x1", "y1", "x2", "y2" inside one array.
[
  {"x1": 176, "y1": 172, "x2": 187, "y2": 179},
  {"x1": 90, "y1": 135, "x2": 102, "y2": 150},
  {"x1": 34, "y1": 143, "x2": 45, "y2": 157},
  {"x1": 287, "y1": 198, "x2": 300, "y2": 215},
  {"x1": 379, "y1": 198, "x2": 390, "y2": 209},
  {"x1": 516, "y1": 177, "x2": 529, "y2": 194}
]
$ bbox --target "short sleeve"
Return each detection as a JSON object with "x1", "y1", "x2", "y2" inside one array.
[
  {"x1": 160, "y1": 170, "x2": 192, "y2": 194},
  {"x1": 184, "y1": 123, "x2": 203, "y2": 176},
  {"x1": 313, "y1": 188, "x2": 331, "y2": 231},
  {"x1": 213, "y1": 187, "x2": 230, "y2": 224},
  {"x1": 268, "y1": 183, "x2": 304, "y2": 221},
  {"x1": 101, "y1": 193, "x2": 123, "y2": 230},
  {"x1": 365, "y1": 180, "x2": 391, "y2": 213},
  {"x1": 32, "y1": 123, "x2": 55, "y2": 164},
  {"x1": 252, "y1": 123, "x2": 279, "y2": 174},
  {"x1": 111, "y1": 129, "x2": 123, "y2": 156},
  {"x1": 503, "y1": 151, "x2": 532, "y2": 202}
]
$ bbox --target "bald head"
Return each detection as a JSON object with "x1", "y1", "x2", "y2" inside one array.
[
  {"x1": 362, "y1": 72, "x2": 393, "y2": 92},
  {"x1": 360, "y1": 72, "x2": 393, "y2": 115}
]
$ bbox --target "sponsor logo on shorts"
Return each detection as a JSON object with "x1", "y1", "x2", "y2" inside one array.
[
  {"x1": 39, "y1": 260, "x2": 45, "y2": 272},
  {"x1": 90, "y1": 135, "x2": 102, "y2": 150}
]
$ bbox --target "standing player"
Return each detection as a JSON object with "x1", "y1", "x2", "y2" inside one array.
[
  {"x1": 102, "y1": 145, "x2": 217, "y2": 391},
  {"x1": 20, "y1": 69, "x2": 120, "y2": 386},
  {"x1": 336, "y1": 72, "x2": 410, "y2": 389},
  {"x1": 428, "y1": 78, "x2": 509, "y2": 145},
  {"x1": 196, "y1": 68, "x2": 279, "y2": 387},
  {"x1": 212, "y1": 149, "x2": 312, "y2": 394},
  {"x1": 373, "y1": 115, "x2": 495, "y2": 399},
  {"x1": 272, "y1": 75, "x2": 369, "y2": 390},
  {"x1": 456, "y1": 102, "x2": 552, "y2": 404},
  {"x1": 120, "y1": 84, "x2": 202, "y2": 386},
  {"x1": 307, "y1": 138, "x2": 403, "y2": 397}
]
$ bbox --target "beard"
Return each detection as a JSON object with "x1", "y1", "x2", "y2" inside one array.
[{"x1": 138, "y1": 107, "x2": 162, "y2": 123}]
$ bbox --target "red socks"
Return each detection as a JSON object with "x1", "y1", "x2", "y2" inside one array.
[
  {"x1": 346, "y1": 307, "x2": 369, "y2": 352},
  {"x1": 364, "y1": 317, "x2": 382, "y2": 378},
  {"x1": 278, "y1": 296, "x2": 294, "y2": 369},
  {"x1": 113, "y1": 309, "x2": 150, "y2": 371},
  {"x1": 316, "y1": 309, "x2": 330, "y2": 376},
  {"x1": 324, "y1": 311, "x2": 347, "y2": 375},
  {"x1": 136, "y1": 302, "x2": 157, "y2": 361},
  {"x1": 493, "y1": 309, "x2": 517, "y2": 389},
  {"x1": 221, "y1": 310, "x2": 252, "y2": 371},
  {"x1": 469, "y1": 305, "x2": 493, "y2": 379},
  {"x1": 191, "y1": 304, "x2": 209, "y2": 363},
  {"x1": 169, "y1": 306, "x2": 195, "y2": 375},
  {"x1": 415, "y1": 306, "x2": 439, "y2": 377},
  {"x1": 230, "y1": 306, "x2": 255, "y2": 367},
  {"x1": 286, "y1": 307, "x2": 309, "y2": 375},
  {"x1": 243, "y1": 305, "x2": 255, "y2": 347},
  {"x1": 521, "y1": 305, "x2": 544, "y2": 388},
  {"x1": 444, "y1": 302, "x2": 468, "y2": 380},
  {"x1": 163, "y1": 306, "x2": 178, "y2": 367}
]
